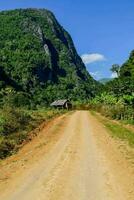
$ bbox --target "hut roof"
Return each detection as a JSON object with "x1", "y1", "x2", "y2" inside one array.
[{"x1": 50, "y1": 99, "x2": 68, "y2": 106}]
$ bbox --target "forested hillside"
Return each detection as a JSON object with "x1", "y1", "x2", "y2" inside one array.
[
  {"x1": 90, "y1": 50, "x2": 134, "y2": 123},
  {"x1": 0, "y1": 8, "x2": 98, "y2": 108},
  {"x1": 104, "y1": 51, "x2": 134, "y2": 96}
]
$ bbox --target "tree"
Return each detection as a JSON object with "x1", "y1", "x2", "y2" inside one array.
[{"x1": 110, "y1": 64, "x2": 120, "y2": 77}]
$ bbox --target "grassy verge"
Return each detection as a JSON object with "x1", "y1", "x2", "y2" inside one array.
[
  {"x1": 91, "y1": 111, "x2": 134, "y2": 147},
  {"x1": 0, "y1": 107, "x2": 67, "y2": 159}
]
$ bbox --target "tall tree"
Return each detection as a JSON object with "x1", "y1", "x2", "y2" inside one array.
[{"x1": 110, "y1": 64, "x2": 120, "y2": 77}]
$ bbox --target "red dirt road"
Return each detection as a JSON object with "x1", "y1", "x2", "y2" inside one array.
[{"x1": 0, "y1": 111, "x2": 134, "y2": 200}]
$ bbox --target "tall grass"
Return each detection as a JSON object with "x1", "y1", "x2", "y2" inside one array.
[{"x1": 0, "y1": 107, "x2": 66, "y2": 159}]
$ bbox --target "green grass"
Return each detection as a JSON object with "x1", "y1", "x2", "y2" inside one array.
[
  {"x1": 91, "y1": 111, "x2": 134, "y2": 147},
  {"x1": 105, "y1": 122, "x2": 134, "y2": 147}
]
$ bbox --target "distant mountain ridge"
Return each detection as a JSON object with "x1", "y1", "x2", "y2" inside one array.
[
  {"x1": 0, "y1": 8, "x2": 99, "y2": 105},
  {"x1": 99, "y1": 78, "x2": 113, "y2": 84}
]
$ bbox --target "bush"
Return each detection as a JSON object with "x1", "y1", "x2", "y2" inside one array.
[
  {"x1": 0, "y1": 139, "x2": 15, "y2": 158},
  {"x1": 0, "y1": 106, "x2": 31, "y2": 136},
  {"x1": 0, "y1": 106, "x2": 66, "y2": 159},
  {"x1": 90, "y1": 93, "x2": 134, "y2": 123}
]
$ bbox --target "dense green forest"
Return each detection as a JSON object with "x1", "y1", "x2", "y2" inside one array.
[
  {"x1": 90, "y1": 51, "x2": 134, "y2": 123},
  {"x1": 0, "y1": 8, "x2": 99, "y2": 109}
]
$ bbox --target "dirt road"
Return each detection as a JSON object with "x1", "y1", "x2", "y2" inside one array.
[{"x1": 0, "y1": 111, "x2": 134, "y2": 200}]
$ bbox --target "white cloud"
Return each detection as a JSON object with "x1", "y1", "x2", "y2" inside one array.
[
  {"x1": 81, "y1": 53, "x2": 106, "y2": 64},
  {"x1": 111, "y1": 72, "x2": 118, "y2": 78},
  {"x1": 90, "y1": 71, "x2": 102, "y2": 80}
]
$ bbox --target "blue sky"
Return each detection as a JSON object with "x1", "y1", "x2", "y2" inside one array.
[{"x1": 1, "y1": 0, "x2": 134, "y2": 80}]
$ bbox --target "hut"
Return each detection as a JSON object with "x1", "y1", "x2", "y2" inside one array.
[{"x1": 50, "y1": 99, "x2": 72, "y2": 109}]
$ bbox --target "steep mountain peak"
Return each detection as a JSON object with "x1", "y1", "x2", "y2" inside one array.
[{"x1": 0, "y1": 8, "x2": 98, "y2": 103}]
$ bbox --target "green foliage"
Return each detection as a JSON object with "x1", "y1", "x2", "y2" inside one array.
[
  {"x1": 110, "y1": 64, "x2": 120, "y2": 77},
  {"x1": 90, "y1": 93, "x2": 134, "y2": 122},
  {"x1": 94, "y1": 113, "x2": 134, "y2": 147},
  {"x1": 0, "y1": 106, "x2": 32, "y2": 136},
  {"x1": 99, "y1": 78, "x2": 113, "y2": 84},
  {"x1": 105, "y1": 50, "x2": 134, "y2": 97},
  {"x1": 0, "y1": 139, "x2": 16, "y2": 158},
  {"x1": 0, "y1": 8, "x2": 98, "y2": 106},
  {"x1": 91, "y1": 50, "x2": 134, "y2": 124},
  {"x1": 106, "y1": 122, "x2": 134, "y2": 146},
  {"x1": 0, "y1": 106, "x2": 32, "y2": 158},
  {"x1": 0, "y1": 106, "x2": 66, "y2": 159},
  {"x1": 0, "y1": 8, "x2": 99, "y2": 159}
]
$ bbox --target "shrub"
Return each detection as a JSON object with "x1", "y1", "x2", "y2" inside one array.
[
  {"x1": 0, "y1": 139, "x2": 16, "y2": 158},
  {"x1": 0, "y1": 106, "x2": 31, "y2": 136},
  {"x1": 90, "y1": 93, "x2": 134, "y2": 123}
]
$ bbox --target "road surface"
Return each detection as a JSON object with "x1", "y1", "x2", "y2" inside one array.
[{"x1": 0, "y1": 111, "x2": 134, "y2": 200}]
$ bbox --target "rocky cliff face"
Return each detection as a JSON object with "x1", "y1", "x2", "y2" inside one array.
[{"x1": 0, "y1": 8, "x2": 98, "y2": 103}]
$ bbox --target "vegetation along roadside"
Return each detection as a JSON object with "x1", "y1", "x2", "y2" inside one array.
[
  {"x1": 91, "y1": 111, "x2": 134, "y2": 148},
  {"x1": 0, "y1": 107, "x2": 67, "y2": 159}
]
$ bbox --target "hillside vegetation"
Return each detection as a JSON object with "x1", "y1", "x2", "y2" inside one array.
[
  {"x1": 0, "y1": 8, "x2": 99, "y2": 108},
  {"x1": 0, "y1": 107, "x2": 67, "y2": 159},
  {"x1": 90, "y1": 51, "x2": 134, "y2": 123}
]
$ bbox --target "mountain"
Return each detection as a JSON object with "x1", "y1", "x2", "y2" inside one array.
[
  {"x1": 99, "y1": 78, "x2": 113, "y2": 84},
  {"x1": 0, "y1": 8, "x2": 98, "y2": 106}
]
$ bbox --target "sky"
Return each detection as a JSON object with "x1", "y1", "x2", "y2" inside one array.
[{"x1": 1, "y1": 0, "x2": 134, "y2": 80}]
